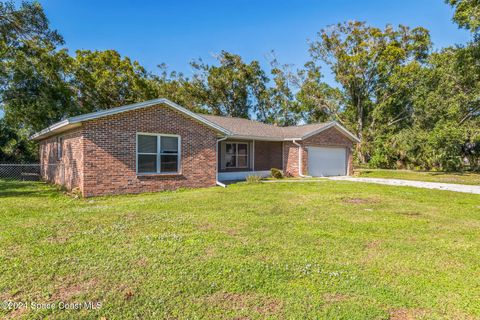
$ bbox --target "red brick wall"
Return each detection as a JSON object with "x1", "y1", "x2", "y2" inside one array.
[
  {"x1": 283, "y1": 141, "x2": 302, "y2": 176},
  {"x1": 81, "y1": 103, "x2": 219, "y2": 197},
  {"x1": 39, "y1": 128, "x2": 84, "y2": 191},
  {"x1": 254, "y1": 141, "x2": 283, "y2": 171},
  {"x1": 283, "y1": 126, "x2": 355, "y2": 176}
]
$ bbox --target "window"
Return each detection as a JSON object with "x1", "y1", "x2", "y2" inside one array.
[
  {"x1": 137, "y1": 134, "x2": 180, "y2": 174},
  {"x1": 57, "y1": 137, "x2": 63, "y2": 159},
  {"x1": 225, "y1": 142, "x2": 248, "y2": 168}
]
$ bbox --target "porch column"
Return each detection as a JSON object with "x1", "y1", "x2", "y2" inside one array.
[{"x1": 252, "y1": 140, "x2": 255, "y2": 172}]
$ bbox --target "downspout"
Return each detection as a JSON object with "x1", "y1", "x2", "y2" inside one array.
[
  {"x1": 292, "y1": 140, "x2": 308, "y2": 178},
  {"x1": 216, "y1": 136, "x2": 228, "y2": 187}
]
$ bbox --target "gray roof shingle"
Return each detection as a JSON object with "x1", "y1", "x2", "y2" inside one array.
[
  {"x1": 31, "y1": 98, "x2": 358, "y2": 142},
  {"x1": 199, "y1": 114, "x2": 334, "y2": 140}
]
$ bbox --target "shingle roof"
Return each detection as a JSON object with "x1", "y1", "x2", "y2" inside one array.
[
  {"x1": 199, "y1": 114, "x2": 337, "y2": 140},
  {"x1": 31, "y1": 98, "x2": 359, "y2": 142}
]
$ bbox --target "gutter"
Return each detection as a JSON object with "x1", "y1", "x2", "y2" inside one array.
[
  {"x1": 216, "y1": 136, "x2": 229, "y2": 187},
  {"x1": 292, "y1": 140, "x2": 309, "y2": 178}
]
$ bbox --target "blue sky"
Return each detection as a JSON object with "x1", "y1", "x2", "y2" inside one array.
[{"x1": 37, "y1": 0, "x2": 470, "y2": 86}]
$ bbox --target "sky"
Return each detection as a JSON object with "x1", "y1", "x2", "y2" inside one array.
[{"x1": 35, "y1": 0, "x2": 471, "y2": 86}]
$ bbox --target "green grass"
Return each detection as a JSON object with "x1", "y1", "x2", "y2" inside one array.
[
  {"x1": 356, "y1": 169, "x2": 480, "y2": 185},
  {"x1": 1, "y1": 180, "x2": 479, "y2": 319}
]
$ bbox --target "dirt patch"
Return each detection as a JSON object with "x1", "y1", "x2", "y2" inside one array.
[
  {"x1": 362, "y1": 240, "x2": 382, "y2": 264},
  {"x1": 366, "y1": 240, "x2": 381, "y2": 249},
  {"x1": 322, "y1": 293, "x2": 350, "y2": 303},
  {"x1": 205, "y1": 291, "x2": 283, "y2": 316},
  {"x1": 46, "y1": 234, "x2": 69, "y2": 244},
  {"x1": 52, "y1": 278, "x2": 99, "y2": 301},
  {"x1": 137, "y1": 257, "x2": 148, "y2": 267},
  {"x1": 198, "y1": 222, "x2": 214, "y2": 231},
  {"x1": 204, "y1": 246, "x2": 216, "y2": 258},
  {"x1": 225, "y1": 228, "x2": 240, "y2": 236},
  {"x1": 5, "y1": 306, "x2": 28, "y2": 319},
  {"x1": 395, "y1": 211, "x2": 422, "y2": 217},
  {"x1": 123, "y1": 288, "x2": 135, "y2": 301},
  {"x1": 341, "y1": 197, "x2": 379, "y2": 205},
  {"x1": 389, "y1": 308, "x2": 428, "y2": 320}
]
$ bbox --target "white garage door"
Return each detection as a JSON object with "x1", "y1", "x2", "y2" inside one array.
[{"x1": 308, "y1": 147, "x2": 347, "y2": 176}]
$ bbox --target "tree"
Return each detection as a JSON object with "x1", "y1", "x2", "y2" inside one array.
[
  {"x1": 2, "y1": 45, "x2": 75, "y2": 132},
  {"x1": 308, "y1": 21, "x2": 431, "y2": 162},
  {"x1": 368, "y1": 44, "x2": 480, "y2": 171},
  {"x1": 190, "y1": 51, "x2": 269, "y2": 118},
  {"x1": 255, "y1": 55, "x2": 301, "y2": 126},
  {"x1": 0, "y1": 1, "x2": 71, "y2": 132},
  {"x1": 445, "y1": 0, "x2": 480, "y2": 34},
  {"x1": 0, "y1": 0, "x2": 63, "y2": 61},
  {"x1": 71, "y1": 49, "x2": 157, "y2": 114},
  {"x1": 0, "y1": 118, "x2": 36, "y2": 162},
  {"x1": 296, "y1": 61, "x2": 344, "y2": 124},
  {"x1": 0, "y1": 0, "x2": 64, "y2": 100},
  {"x1": 149, "y1": 64, "x2": 203, "y2": 112}
]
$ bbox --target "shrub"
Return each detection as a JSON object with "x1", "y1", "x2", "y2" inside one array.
[
  {"x1": 245, "y1": 175, "x2": 262, "y2": 184},
  {"x1": 270, "y1": 168, "x2": 284, "y2": 179}
]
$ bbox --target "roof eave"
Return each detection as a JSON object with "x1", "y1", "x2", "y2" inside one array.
[
  {"x1": 227, "y1": 134, "x2": 286, "y2": 141},
  {"x1": 30, "y1": 98, "x2": 231, "y2": 140},
  {"x1": 30, "y1": 120, "x2": 75, "y2": 141},
  {"x1": 300, "y1": 122, "x2": 360, "y2": 143}
]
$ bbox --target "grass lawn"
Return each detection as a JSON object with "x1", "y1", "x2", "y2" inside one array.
[
  {"x1": 355, "y1": 169, "x2": 480, "y2": 186},
  {"x1": 1, "y1": 180, "x2": 479, "y2": 319}
]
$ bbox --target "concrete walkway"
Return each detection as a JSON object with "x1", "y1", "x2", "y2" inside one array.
[{"x1": 327, "y1": 176, "x2": 480, "y2": 195}]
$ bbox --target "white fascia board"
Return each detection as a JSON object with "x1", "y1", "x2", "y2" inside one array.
[
  {"x1": 30, "y1": 98, "x2": 231, "y2": 140},
  {"x1": 30, "y1": 119, "x2": 72, "y2": 140},
  {"x1": 300, "y1": 121, "x2": 360, "y2": 143},
  {"x1": 227, "y1": 135, "x2": 285, "y2": 141}
]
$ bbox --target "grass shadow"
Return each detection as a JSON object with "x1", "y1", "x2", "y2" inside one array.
[{"x1": 0, "y1": 179, "x2": 55, "y2": 198}]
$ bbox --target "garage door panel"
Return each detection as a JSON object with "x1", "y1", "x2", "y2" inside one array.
[{"x1": 308, "y1": 147, "x2": 346, "y2": 176}]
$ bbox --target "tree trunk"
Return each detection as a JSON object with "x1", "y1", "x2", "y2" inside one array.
[{"x1": 356, "y1": 99, "x2": 366, "y2": 164}]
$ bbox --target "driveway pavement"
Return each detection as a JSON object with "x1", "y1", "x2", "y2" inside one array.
[{"x1": 328, "y1": 176, "x2": 480, "y2": 195}]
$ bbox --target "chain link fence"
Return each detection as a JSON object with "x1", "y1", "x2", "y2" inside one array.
[{"x1": 0, "y1": 164, "x2": 42, "y2": 181}]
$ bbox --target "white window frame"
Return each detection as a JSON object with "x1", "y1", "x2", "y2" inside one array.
[
  {"x1": 136, "y1": 133, "x2": 181, "y2": 175},
  {"x1": 224, "y1": 142, "x2": 249, "y2": 169}
]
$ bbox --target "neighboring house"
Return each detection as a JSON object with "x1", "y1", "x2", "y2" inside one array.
[{"x1": 31, "y1": 98, "x2": 359, "y2": 197}]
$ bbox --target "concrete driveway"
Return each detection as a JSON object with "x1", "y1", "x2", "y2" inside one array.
[{"x1": 328, "y1": 176, "x2": 480, "y2": 195}]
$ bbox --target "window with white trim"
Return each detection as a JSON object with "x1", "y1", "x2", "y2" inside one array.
[
  {"x1": 225, "y1": 142, "x2": 248, "y2": 168},
  {"x1": 137, "y1": 134, "x2": 180, "y2": 174}
]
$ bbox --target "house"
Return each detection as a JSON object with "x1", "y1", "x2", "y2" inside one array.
[{"x1": 31, "y1": 98, "x2": 359, "y2": 197}]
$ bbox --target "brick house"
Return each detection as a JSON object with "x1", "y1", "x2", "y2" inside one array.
[{"x1": 31, "y1": 98, "x2": 359, "y2": 197}]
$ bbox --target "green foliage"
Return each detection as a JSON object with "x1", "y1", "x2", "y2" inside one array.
[
  {"x1": 245, "y1": 174, "x2": 262, "y2": 183},
  {"x1": 0, "y1": 0, "x2": 63, "y2": 62},
  {"x1": 446, "y1": 0, "x2": 480, "y2": 34},
  {"x1": 0, "y1": 0, "x2": 69, "y2": 133},
  {"x1": 2, "y1": 46, "x2": 75, "y2": 132},
  {"x1": 71, "y1": 49, "x2": 157, "y2": 114},
  {"x1": 0, "y1": 119, "x2": 37, "y2": 162},
  {"x1": 308, "y1": 21, "x2": 431, "y2": 163},
  {"x1": 190, "y1": 51, "x2": 269, "y2": 118},
  {"x1": 270, "y1": 168, "x2": 284, "y2": 179}
]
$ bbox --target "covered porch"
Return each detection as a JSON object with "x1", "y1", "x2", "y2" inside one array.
[{"x1": 217, "y1": 139, "x2": 283, "y2": 181}]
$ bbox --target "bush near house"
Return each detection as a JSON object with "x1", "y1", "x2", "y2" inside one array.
[
  {"x1": 245, "y1": 175, "x2": 262, "y2": 184},
  {"x1": 270, "y1": 168, "x2": 284, "y2": 179}
]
